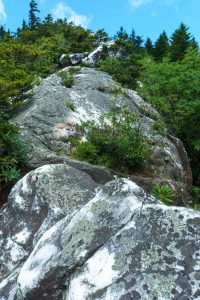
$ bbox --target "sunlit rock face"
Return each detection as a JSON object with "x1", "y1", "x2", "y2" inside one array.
[
  {"x1": 0, "y1": 168, "x2": 200, "y2": 300},
  {"x1": 11, "y1": 66, "x2": 192, "y2": 204}
]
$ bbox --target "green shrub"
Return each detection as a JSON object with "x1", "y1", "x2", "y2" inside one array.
[
  {"x1": 58, "y1": 70, "x2": 74, "y2": 88},
  {"x1": 75, "y1": 142, "x2": 99, "y2": 164},
  {"x1": 0, "y1": 112, "x2": 31, "y2": 183},
  {"x1": 152, "y1": 119, "x2": 166, "y2": 136},
  {"x1": 63, "y1": 76, "x2": 74, "y2": 88},
  {"x1": 192, "y1": 186, "x2": 200, "y2": 210},
  {"x1": 73, "y1": 108, "x2": 150, "y2": 171},
  {"x1": 68, "y1": 67, "x2": 81, "y2": 73},
  {"x1": 152, "y1": 184, "x2": 175, "y2": 204}
]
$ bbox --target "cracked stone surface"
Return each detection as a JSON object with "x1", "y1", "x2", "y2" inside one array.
[
  {"x1": 0, "y1": 167, "x2": 200, "y2": 299},
  {"x1": 0, "y1": 164, "x2": 98, "y2": 299}
]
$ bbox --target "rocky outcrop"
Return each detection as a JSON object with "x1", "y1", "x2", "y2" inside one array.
[
  {"x1": 11, "y1": 67, "x2": 192, "y2": 204},
  {"x1": 59, "y1": 41, "x2": 114, "y2": 66},
  {"x1": 82, "y1": 40, "x2": 115, "y2": 65},
  {"x1": 60, "y1": 53, "x2": 89, "y2": 66},
  {"x1": 0, "y1": 166, "x2": 200, "y2": 299}
]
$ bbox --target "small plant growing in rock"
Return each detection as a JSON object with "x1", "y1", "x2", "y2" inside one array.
[
  {"x1": 66, "y1": 101, "x2": 76, "y2": 111},
  {"x1": 192, "y1": 186, "x2": 200, "y2": 210},
  {"x1": 56, "y1": 149, "x2": 66, "y2": 156},
  {"x1": 69, "y1": 67, "x2": 81, "y2": 73},
  {"x1": 72, "y1": 107, "x2": 150, "y2": 171},
  {"x1": 63, "y1": 76, "x2": 74, "y2": 88},
  {"x1": 151, "y1": 119, "x2": 166, "y2": 136},
  {"x1": 58, "y1": 70, "x2": 74, "y2": 88},
  {"x1": 152, "y1": 184, "x2": 175, "y2": 204}
]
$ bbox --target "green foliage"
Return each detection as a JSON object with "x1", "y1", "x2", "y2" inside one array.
[
  {"x1": 99, "y1": 56, "x2": 142, "y2": 89},
  {"x1": 66, "y1": 101, "x2": 76, "y2": 111},
  {"x1": 0, "y1": 40, "x2": 38, "y2": 111},
  {"x1": 145, "y1": 37, "x2": 154, "y2": 56},
  {"x1": 170, "y1": 23, "x2": 197, "y2": 62},
  {"x1": 152, "y1": 184, "x2": 175, "y2": 204},
  {"x1": 29, "y1": 0, "x2": 40, "y2": 30},
  {"x1": 73, "y1": 108, "x2": 150, "y2": 171},
  {"x1": 151, "y1": 119, "x2": 166, "y2": 136},
  {"x1": 153, "y1": 31, "x2": 169, "y2": 62},
  {"x1": 58, "y1": 70, "x2": 74, "y2": 88},
  {"x1": 0, "y1": 113, "x2": 30, "y2": 183},
  {"x1": 192, "y1": 186, "x2": 200, "y2": 209},
  {"x1": 139, "y1": 49, "x2": 200, "y2": 183},
  {"x1": 75, "y1": 142, "x2": 100, "y2": 164},
  {"x1": 56, "y1": 149, "x2": 66, "y2": 156},
  {"x1": 63, "y1": 77, "x2": 74, "y2": 88}
]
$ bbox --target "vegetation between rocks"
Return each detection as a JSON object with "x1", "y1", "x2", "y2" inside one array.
[
  {"x1": 152, "y1": 184, "x2": 175, "y2": 205},
  {"x1": 72, "y1": 108, "x2": 150, "y2": 171},
  {"x1": 0, "y1": 113, "x2": 30, "y2": 184}
]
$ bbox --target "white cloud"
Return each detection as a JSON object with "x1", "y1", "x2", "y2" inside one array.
[
  {"x1": 129, "y1": 0, "x2": 151, "y2": 7},
  {"x1": 52, "y1": 2, "x2": 92, "y2": 28},
  {"x1": 0, "y1": 0, "x2": 7, "y2": 25},
  {"x1": 129, "y1": 0, "x2": 177, "y2": 8}
]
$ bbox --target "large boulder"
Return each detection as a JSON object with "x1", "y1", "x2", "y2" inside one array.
[
  {"x1": 0, "y1": 169, "x2": 200, "y2": 299},
  {"x1": 11, "y1": 67, "x2": 192, "y2": 204},
  {"x1": 0, "y1": 164, "x2": 99, "y2": 299}
]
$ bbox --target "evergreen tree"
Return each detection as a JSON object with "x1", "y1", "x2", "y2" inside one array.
[
  {"x1": 44, "y1": 14, "x2": 53, "y2": 24},
  {"x1": 129, "y1": 29, "x2": 136, "y2": 42},
  {"x1": 134, "y1": 35, "x2": 143, "y2": 50},
  {"x1": 153, "y1": 31, "x2": 169, "y2": 61},
  {"x1": 22, "y1": 19, "x2": 28, "y2": 31},
  {"x1": 170, "y1": 23, "x2": 193, "y2": 61},
  {"x1": 0, "y1": 26, "x2": 6, "y2": 40},
  {"x1": 95, "y1": 29, "x2": 109, "y2": 44},
  {"x1": 29, "y1": 0, "x2": 40, "y2": 30},
  {"x1": 145, "y1": 37, "x2": 154, "y2": 56},
  {"x1": 190, "y1": 37, "x2": 199, "y2": 50},
  {"x1": 115, "y1": 26, "x2": 128, "y2": 42}
]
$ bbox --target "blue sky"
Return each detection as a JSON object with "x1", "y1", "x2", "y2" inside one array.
[{"x1": 0, "y1": 0, "x2": 200, "y2": 43}]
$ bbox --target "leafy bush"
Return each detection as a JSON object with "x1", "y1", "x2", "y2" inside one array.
[
  {"x1": 0, "y1": 113, "x2": 31, "y2": 183},
  {"x1": 192, "y1": 186, "x2": 200, "y2": 210},
  {"x1": 58, "y1": 70, "x2": 74, "y2": 88},
  {"x1": 73, "y1": 108, "x2": 150, "y2": 171},
  {"x1": 151, "y1": 119, "x2": 166, "y2": 136},
  {"x1": 152, "y1": 184, "x2": 175, "y2": 204},
  {"x1": 63, "y1": 76, "x2": 74, "y2": 88},
  {"x1": 99, "y1": 56, "x2": 142, "y2": 89}
]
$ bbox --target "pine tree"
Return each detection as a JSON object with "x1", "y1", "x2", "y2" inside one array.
[
  {"x1": 44, "y1": 14, "x2": 53, "y2": 24},
  {"x1": 29, "y1": 0, "x2": 40, "y2": 30},
  {"x1": 129, "y1": 29, "x2": 136, "y2": 42},
  {"x1": 95, "y1": 29, "x2": 109, "y2": 44},
  {"x1": 22, "y1": 19, "x2": 28, "y2": 31},
  {"x1": 145, "y1": 37, "x2": 154, "y2": 56},
  {"x1": 190, "y1": 37, "x2": 199, "y2": 50},
  {"x1": 115, "y1": 26, "x2": 128, "y2": 42},
  {"x1": 134, "y1": 35, "x2": 143, "y2": 50},
  {"x1": 170, "y1": 23, "x2": 192, "y2": 61},
  {"x1": 153, "y1": 31, "x2": 169, "y2": 62},
  {"x1": 0, "y1": 26, "x2": 6, "y2": 40}
]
